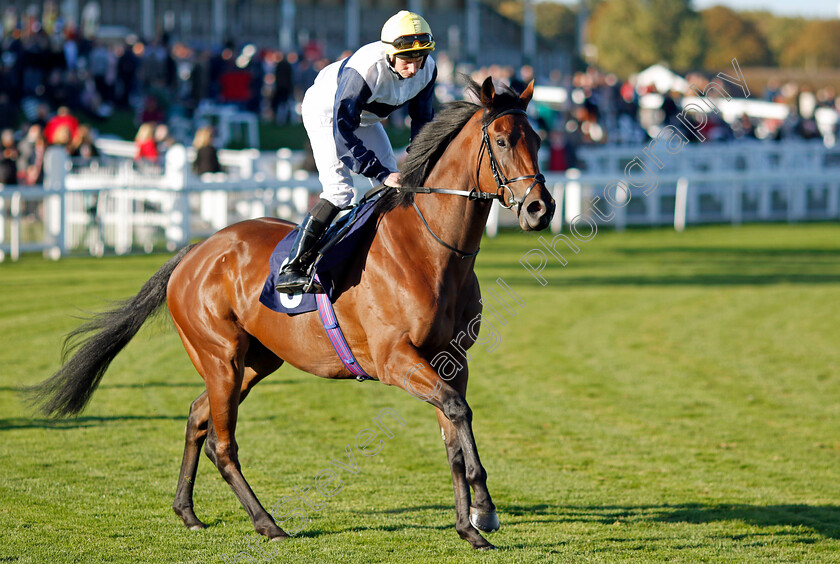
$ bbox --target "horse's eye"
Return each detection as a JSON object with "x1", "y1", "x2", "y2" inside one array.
[{"x1": 496, "y1": 138, "x2": 507, "y2": 148}]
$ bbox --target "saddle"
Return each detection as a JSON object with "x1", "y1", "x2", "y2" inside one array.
[{"x1": 259, "y1": 186, "x2": 388, "y2": 315}]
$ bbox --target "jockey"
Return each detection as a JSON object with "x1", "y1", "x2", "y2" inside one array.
[{"x1": 275, "y1": 10, "x2": 437, "y2": 294}]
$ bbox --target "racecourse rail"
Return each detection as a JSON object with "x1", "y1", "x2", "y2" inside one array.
[{"x1": 1, "y1": 138, "x2": 839, "y2": 261}]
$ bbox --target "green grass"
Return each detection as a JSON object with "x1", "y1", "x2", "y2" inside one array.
[{"x1": 1, "y1": 223, "x2": 840, "y2": 563}]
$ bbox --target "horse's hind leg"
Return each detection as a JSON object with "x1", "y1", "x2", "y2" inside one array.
[
  {"x1": 202, "y1": 346, "x2": 288, "y2": 540},
  {"x1": 173, "y1": 391, "x2": 210, "y2": 529},
  {"x1": 173, "y1": 351, "x2": 283, "y2": 532}
]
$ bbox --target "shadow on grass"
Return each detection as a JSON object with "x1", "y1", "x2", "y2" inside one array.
[
  {"x1": 481, "y1": 273, "x2": 840, "y2": 287},
  {"x1": 94, "y1": 379, "x2": 296, "y2": 390},
  {"x1": 0, "y1": 414, "x2": 187, "y2": 430},
  {"x1": 0, "y1": 379, "x2": 297, "y2": 394},
  {"x1": 368, "y1": 504, "x2": 451, "y2": 515},
  {"x1": 658, "y1": 503, "x2": 840, "y2": 539},
  {"x1": 293, "y1": 522, "x2": 453, "y2": 539},
  {"x1": 477, "y1": 244, "x2": 840, "y2": 287},
  {"x1": 501, "y1": 503, "x2": 840, "y2": 539},
  {"x1": 616, "y1": 247, "x2": 840, "y2": 258}
]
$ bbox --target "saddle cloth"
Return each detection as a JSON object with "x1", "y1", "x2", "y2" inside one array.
[{"x1": 259, "y1": 193, "x2": 382, "y2": 315}]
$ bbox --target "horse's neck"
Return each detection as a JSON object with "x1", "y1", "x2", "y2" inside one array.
[{"x1": 410, "y1": 128, "x2": 491, "y2": 264}]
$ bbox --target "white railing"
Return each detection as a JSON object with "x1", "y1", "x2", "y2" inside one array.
[
  {"x1": 1, "y1": 145, "x2": 321, "y2": 261},
  {"x1": 484, "y1": 138, "x2": 840, "y2": 233},
  {"x1": 93, "y1": 138, "x2": 262, "y2": 180},
  {"x1": 4, "y1": 139, "x2": 840, "y2": 262},
  {"x1": 540, "y1": 139, "x2": 840, "y2": 231}
]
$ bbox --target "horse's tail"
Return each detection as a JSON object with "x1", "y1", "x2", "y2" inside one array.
[{"x1": 25, "y1": 244, "x2": 197, "y2": 418}]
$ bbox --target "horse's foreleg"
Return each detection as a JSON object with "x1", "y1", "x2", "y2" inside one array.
[
  {"x1": 385, "y1": 344, "x2": 497, "y2": 549},
  {"x1": 439, "y1": 390, "x2": 499, "y2": 538},
  {"x1": 435, "y1": 409, "x2": 495, "y2": 550}
]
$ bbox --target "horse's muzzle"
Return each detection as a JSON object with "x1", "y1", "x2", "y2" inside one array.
[{"x1": 519, "y1": 194, "x2": 555, "y2": 231}]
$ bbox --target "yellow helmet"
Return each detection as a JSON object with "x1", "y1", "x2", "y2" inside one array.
[{"x1": 381, "y1": 10, "x2": 435, "y2": 58}]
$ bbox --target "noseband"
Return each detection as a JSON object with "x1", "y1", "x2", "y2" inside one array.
[{"x1": 398, "y1": 105, "x2": 545, "y2": 258}]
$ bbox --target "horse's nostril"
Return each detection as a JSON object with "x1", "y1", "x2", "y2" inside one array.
[{"x1": 526, "y1": 200, "x2": 544, "y2": 216}]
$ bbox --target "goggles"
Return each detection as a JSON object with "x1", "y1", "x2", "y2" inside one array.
[{"x1": 385, "y1": 33, "x2": 434, "y2": 52}]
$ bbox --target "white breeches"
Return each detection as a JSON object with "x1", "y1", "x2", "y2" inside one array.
[{"x1": 302, "y1": 113, "x2": 397, "y2": 209}]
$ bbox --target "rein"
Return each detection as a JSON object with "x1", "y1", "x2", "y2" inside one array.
[{"x1": 398, "y1": 107, "x2": 545, "y2": 258}]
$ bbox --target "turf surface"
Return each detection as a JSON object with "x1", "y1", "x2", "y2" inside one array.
[{"x1": 1, "y1": 223, "x2": 839, "y2": 563}]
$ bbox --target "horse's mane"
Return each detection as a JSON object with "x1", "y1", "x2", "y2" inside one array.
[{"x1": 375, "y1": 77, "x2": 523, "y2": 214}]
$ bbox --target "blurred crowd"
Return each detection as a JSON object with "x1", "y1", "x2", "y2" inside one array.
[
  {"x1": 2, "y1": 19, "x2": 840, "y2": 186},
  {"x1": 432, "y1": 61, "x2": 840, "y2": 172}
]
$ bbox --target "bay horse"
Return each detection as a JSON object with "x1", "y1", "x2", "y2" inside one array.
[{"x1": 27, "y1": 77, "x2": 555, "y2": 550}]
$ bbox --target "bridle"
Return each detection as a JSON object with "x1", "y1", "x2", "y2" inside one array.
[
  {"x1": 398, "y1": 107, "x2": 545, "y2": 258},
  {"x1": 478, "y1": 108, "x2": 546, "y2": 215}
]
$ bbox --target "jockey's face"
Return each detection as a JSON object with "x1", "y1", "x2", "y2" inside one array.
[{"x1": 393, "y1": 54, "x2": 423, "y2": 78}]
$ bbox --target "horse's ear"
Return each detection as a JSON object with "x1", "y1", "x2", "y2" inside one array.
[
  {"x1": 480, "y1": 77, "x2": 495, "y2": 107},
  {"x1": 519, "y1": 80, "x2": 535, "y2": 107}
]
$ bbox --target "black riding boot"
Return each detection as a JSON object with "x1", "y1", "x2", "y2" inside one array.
[{"x1": 275, "y1": 199, "x2": 339, "y2": 294}]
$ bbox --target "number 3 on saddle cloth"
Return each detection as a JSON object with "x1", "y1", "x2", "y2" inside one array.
[{"x1": 259, "y1": 190, "x2": 386, "y2": 380}]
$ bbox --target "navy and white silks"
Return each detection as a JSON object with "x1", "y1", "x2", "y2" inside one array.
[{"x1": 301, "y1": 41, "x2": 436, "y2": 208}]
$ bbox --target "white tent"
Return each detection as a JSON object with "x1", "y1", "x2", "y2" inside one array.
[{"x1": 633, "y1": 64, "x2": 689, "y2": 94}]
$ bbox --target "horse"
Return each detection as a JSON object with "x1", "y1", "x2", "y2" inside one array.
[{"x1": 27, "y1": 77, "x2": 555, "y2": 550}]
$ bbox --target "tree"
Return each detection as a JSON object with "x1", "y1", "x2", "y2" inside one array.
[
  {"x1": 645, "y1": 0, "x2": 706, "y2": 72},
  {"x1": 497, "y1": 1, "x2": 578, "y2": 52},
  {"x1": 779, "y1": 20, "x2": 840, "y2": 69},
  {"x1": 589, "y1": 0, "x2": 705, "y2": 77},
  {"x1": 700, "y1": 6, "x2": 773, "y2": 70},
  {"x1": 740, "y1": 11, "x2": 807, "y2": 66},
  {"x1": 589, "y1": 0, "x2": 655, "y2": 75}
]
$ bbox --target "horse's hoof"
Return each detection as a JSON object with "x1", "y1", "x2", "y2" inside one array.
[
  {"x1": 469, "y1": 507, "x2": 500, "y2": 533},
  {"x1": 477, "y1": 543, "x2": 497, "y2": 550},
  {"x1": 174, "y1": 506, "x2": 206, "y2": 531},
  {"x1": 263, "y1": 527, "x2": 289, "y2": 541}
]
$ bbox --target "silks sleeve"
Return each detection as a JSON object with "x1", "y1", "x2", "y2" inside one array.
[{"x1": 333, "y1": 60, "x2": 391, "y2": 183}]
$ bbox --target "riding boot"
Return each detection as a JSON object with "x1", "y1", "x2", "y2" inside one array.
[{"x1": 275, "y1": 199, "x2": 339, "y2": 294}]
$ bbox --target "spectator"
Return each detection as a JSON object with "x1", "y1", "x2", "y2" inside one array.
[
  {"x1": 546, "y1": 129, "x2": 578, "y2": 172},
  {"x1": 32, "y1": 103, "x2": 51, "y2": 129},
  {"x1": 733, "y1": 113, "x2": 756, "y2": 140},
  {"x1": 190, "y1": 50, "x2": 212, "y2": 108},
  {"x1": 17, "y1": 124, "x2": 42, "y2": 180},
  {"x1": 0, "y1": 128, "x2": 19, "y2": 185},
  {"x1": 88, "y1": 41, "x2": 114, "y2": 103},
  {"x1": 192, "y1": 126, "x2": 222, "y2": 176},
  {"x1": 220, "y1": 67, "x2": 253, "y2": 107},
  {"x1": 115, "y1": 42, "x2": 139, "y2": 108},
  {"x1": 139, "y1": 95, "x2": 165, "y2": 125},
  {"x1": 660, "y1": 90, "x2": 680, "y2": 129},
  {"x1": 51, "y1": 124, "x2": 74, "y2": 149},
  {"x1": 44, "y1": 106, "x2": 79, "y2": 145},
  {"x1": 134, "y1": 122, "x2": 159, "y2": 164},
  {"x1": 0, "y1": 93, "x2": 16, "y2": 131},
  {"x1": 154, "y1": 123, "x2": 176, "y2": 154},
  {"x1": 796, "y1": 117, "x2": 821, "y2": 141},
  {"x1": 21, "y1": 129, "x2": 47, "y2": 185},
  {"x1": 68, "y1": 124, "x2": 100, "y2": 164},
  {"x1": 47, "y1": 69, "x2": 74, "y2": 110},
  {"x1": 272, "y1": 51, "x2": 294, "y2": 125}
]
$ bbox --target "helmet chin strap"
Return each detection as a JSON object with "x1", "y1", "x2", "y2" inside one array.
[
  {"x1": 387, "y1": 53, "x2": 429, "y2": 75},
  {"x1": 385, "y1": 57, "x2": 405, "y2": 79}
]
